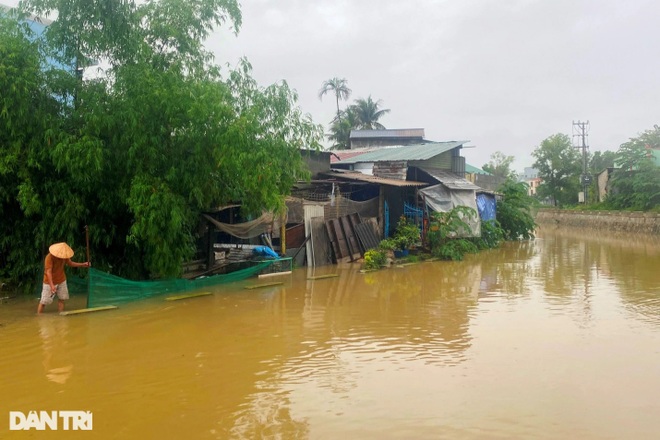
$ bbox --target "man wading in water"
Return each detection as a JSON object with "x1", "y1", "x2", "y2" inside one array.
[{"x1": 37, "y1": 243, "x2": 90, "y2": 314}]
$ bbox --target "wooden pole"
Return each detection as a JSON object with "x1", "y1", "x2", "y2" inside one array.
[
  {"x1": 280, "y1": 212, "x2": 286, "y2": 255},
  {"x1": 84, "y1": 225, "x2": 91, "y2": 308},
  {"x1": 85, "y1": 225, "x2": 91, "y2": 263}
]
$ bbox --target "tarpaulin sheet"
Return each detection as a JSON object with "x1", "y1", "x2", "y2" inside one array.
[
  {"x1": 476, "y1": 193, "x2": 497, "y2": 221},
  {"x1": 419, "y1": 184, "x2": 480, "y2": 236}
]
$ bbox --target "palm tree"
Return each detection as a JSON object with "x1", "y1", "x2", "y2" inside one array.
[
  {"x1": 318, "y1": 77, "x2": 351, "y2": 122},
  {"x1": 352, "y1": 96, "x2": 390, "y2": 130}
]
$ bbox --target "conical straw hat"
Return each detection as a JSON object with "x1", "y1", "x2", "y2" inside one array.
[{"x1": 49, "y1": 242, "x2": 74, "y2": 259}]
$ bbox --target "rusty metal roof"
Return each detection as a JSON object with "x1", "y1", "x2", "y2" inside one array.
[
  {"x1": 321, "y1": 170, "x2": 427, "y2": 187},
  {"x1": 335, "y1": 141, "x2": 467, "y2": 164}
]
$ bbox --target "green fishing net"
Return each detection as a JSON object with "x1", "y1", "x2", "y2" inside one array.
[{"x1": 67, "y1": 259, "x2": 290, "y2": 308}]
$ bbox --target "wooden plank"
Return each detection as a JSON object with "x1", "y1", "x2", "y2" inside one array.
[
  {"x1": 165, "y1": 291, "x2": 212, "y2": 301},
  {"x1": 330, "y1": 218, "x2": 350, "y2": 261},
  {"x1": 340, "y1": 216, "x2": 361, "y2": 260},
  {"x1": 324, "y1": 221, "x2": 340, "y2": 263},
  {"x1": 60, "y1": 305, "x2": 118, "y2": 316},
  {"x1": 307, "y1": 274, "x2": 339, "y2": 280},
  {"x1": 311, "y1": 217, "x2": 333, "y2": 266},
  {"x1": 244, "y1": 282, "x2": 284, "y2": 290},
  {"x1": 258, "y1": 271, "x2": 292, "y2": 279},
  {"x1": 285, "y1": 223, "x2": 306, "y2": 248}
]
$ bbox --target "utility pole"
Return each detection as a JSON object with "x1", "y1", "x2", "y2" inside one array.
[{"x1": 573, "y1": 121, "x2": 591, "y2": 203}]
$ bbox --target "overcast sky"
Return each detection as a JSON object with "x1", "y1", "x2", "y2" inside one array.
[
  {"x1": 208, "y1": 0, "x2": 660, "y2": 171},
  {"x1": 6, "y1": 0, "x2": 659, "y2": 172}
]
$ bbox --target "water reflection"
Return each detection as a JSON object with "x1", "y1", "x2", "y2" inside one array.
[
  {"x1": 38, "y1": 315, "x2": 73, "y2": 384},
  {"x1": 474, "y1": 240, "x2": 537, "y2": 298},
  {"x1": 535, "y1": 227, "x2": 660, "y2": 325}
]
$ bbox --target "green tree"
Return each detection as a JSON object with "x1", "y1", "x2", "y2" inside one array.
[
  {"x1": 351, "y1": 95, "x2": 390, "y2": 130},
  {"x1": 1, "y1": 0, "x2": 323, "y2": 286},
  {"x1": 318, "y1": 77, "x2": 351, "y2": 123},
  {"x1": 496, "y1": 179, "x2": 536, "y2": 240},
  {"x1": 482, "y1": 151, "x2": 515, "y2": 179},
  {"x1": 532, "y1": 133, "x2": 581, "y2": 206},
  {"x1": 0, "y1": 13, "x2": 66, "y2": 286},
  {"x1": 607, "y1": 125, "x2": 660, "y2": 211},
  {"x1": 327, "y1": 106, "x2": 359, "y2": 150},
  {"x1": 589, "y1": 150, "x2": 617, "y2": 173}
]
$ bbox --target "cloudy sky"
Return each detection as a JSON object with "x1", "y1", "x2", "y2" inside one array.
[
  {"x1": 6, "y1": 0, "x2": 659, "y2": 172},
  {"x1": 208, "y1": 0, "x2": 660, "y2": 171}
]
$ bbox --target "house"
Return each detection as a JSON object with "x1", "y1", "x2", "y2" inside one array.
[{"x1": 464, "y1": 164, "x2": 505, "y2": 192}]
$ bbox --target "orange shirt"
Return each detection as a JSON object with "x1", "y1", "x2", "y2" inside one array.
[{"x1": 43, "y1": 254, "x2": 66, "y2": 285}]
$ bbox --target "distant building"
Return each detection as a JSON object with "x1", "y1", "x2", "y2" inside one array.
[
  {"x1": 521, "y1": 167, "x2": 539, "y2": 180},
  {"x1": 527, "y1": 177, "x2": 542, "y2": 196}
]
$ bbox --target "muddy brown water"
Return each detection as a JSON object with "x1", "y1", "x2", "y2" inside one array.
[{"x1": 1, "y1": 227, "x2": 659, "y2": 439}]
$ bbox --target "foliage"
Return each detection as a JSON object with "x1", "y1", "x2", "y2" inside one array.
[
  {"x1": 0, "y1": 1, "x2": 323, "y2": 286},
  {"x1": 391, "y1": 216, "x2": 420, "y2": 250},
  {"x1": 607, "y1": 125, "x2": 660, "y2": 211},
  {"x1": 325, "y1": 94, "x2": 390, "y2": 149},
  {"x1": 496, "y1": 179, "x2": 537, "y2": 240},
  {"x1": 473, "y1": 220, "x2": 505, "y2": 250},
  {"x1": 351, "y1": 96, "x2": 390, "y2": 130},
  {"x1": 482, "y1": 151, "x2": 515, "y2": 180},
  {"x1": 426, "y1": 206, "x2": 477, "y2": 260},
  {"x1": 327, "y1": 106, "x2": 359, "y2": 150},
  {"x1": 363, "y1": 249, "x2": 387, "y2": 270},
  {"x1": 377, "y1": 238, "x2": 397, "y2": 251},
  {"x1": 434, "y1": 239, "x2": 478, "y2": 261},
  {"x1": 589, "y1": 150, "x2": 617, "y2": 173},
  {"x1": 532, "y1": 133, "x2": 581, "y2": 206}
]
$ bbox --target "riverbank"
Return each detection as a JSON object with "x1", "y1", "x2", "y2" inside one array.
[{"x1": 535, "y1": 209, "x2": 660, "y2": 235}]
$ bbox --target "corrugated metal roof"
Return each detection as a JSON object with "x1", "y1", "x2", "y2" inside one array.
[
  {"x1": 336, "y1": 141, "x2": 467, "y2": 164},
  {"x1": 321, "y1": 170, "x2": 427, "y2": 187},
  {"x1": 465, "y1": 163, "x2": 491, "y2": 175},
  {"x1": 418, "y1": 167, "x2": 481, "y2": 190},
  {"x1": 330, "y1": 148, "x2": 378, "y2": 163},
  {"x1": 350, "y1": 128, "x2": 425, "y2": 139}
]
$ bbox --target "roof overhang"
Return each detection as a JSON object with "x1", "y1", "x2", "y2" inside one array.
[{"x1": 320, "y1": 170, "x2": 427, "y2": 187}]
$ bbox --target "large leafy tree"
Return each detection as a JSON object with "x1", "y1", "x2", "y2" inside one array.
[
  {"x1": 496, "y1": 179, "x2": 537, "y2": 240},
  {"x1": 607, "y1": 125, "x2": 660, "y2": 211},
  {"x1": 532, "y1": 133, "x2": 581, "y2": 206},
  {"x1": 318, "y1": 77, "x2": 351, "y2": 123},
  {"x1": 482, "y1": 151, "x2": 515, "y2": 179},
  {"x1": 1, "y1": 0, "x2": 322, "y2": 286},
  {"x1": 589, "y1": 150, "x2": 617, "y2": 174}
]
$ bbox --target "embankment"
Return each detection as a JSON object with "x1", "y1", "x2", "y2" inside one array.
[{"x1": 535, "y1": 209, "x2": 660, "y2": 235}]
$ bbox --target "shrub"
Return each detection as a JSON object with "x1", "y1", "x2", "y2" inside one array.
[
  {"x1": 473, "y1": 219, "x2": 504, "y2": 250},
  {"x1": 363, "y1": 249, "x2": 387, "y2": 270},
  {"x1": 391, "y1": 216, "x2": 420, "y2": 250},
  {"x1": 432, "y1": 239, "x2": 478, "y2": 261}
]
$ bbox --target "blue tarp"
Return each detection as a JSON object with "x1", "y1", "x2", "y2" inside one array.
[
  {"x1": 476, "y1": 193, "x2": 497, "y2": 221},
  {"x1": 253, "y1": 246, "x2": 280, "y2": 259}
]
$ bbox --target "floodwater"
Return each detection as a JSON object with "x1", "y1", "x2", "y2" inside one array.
[{"x1": 1, "y1": 227, "x2": 659, "y2": 439}]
